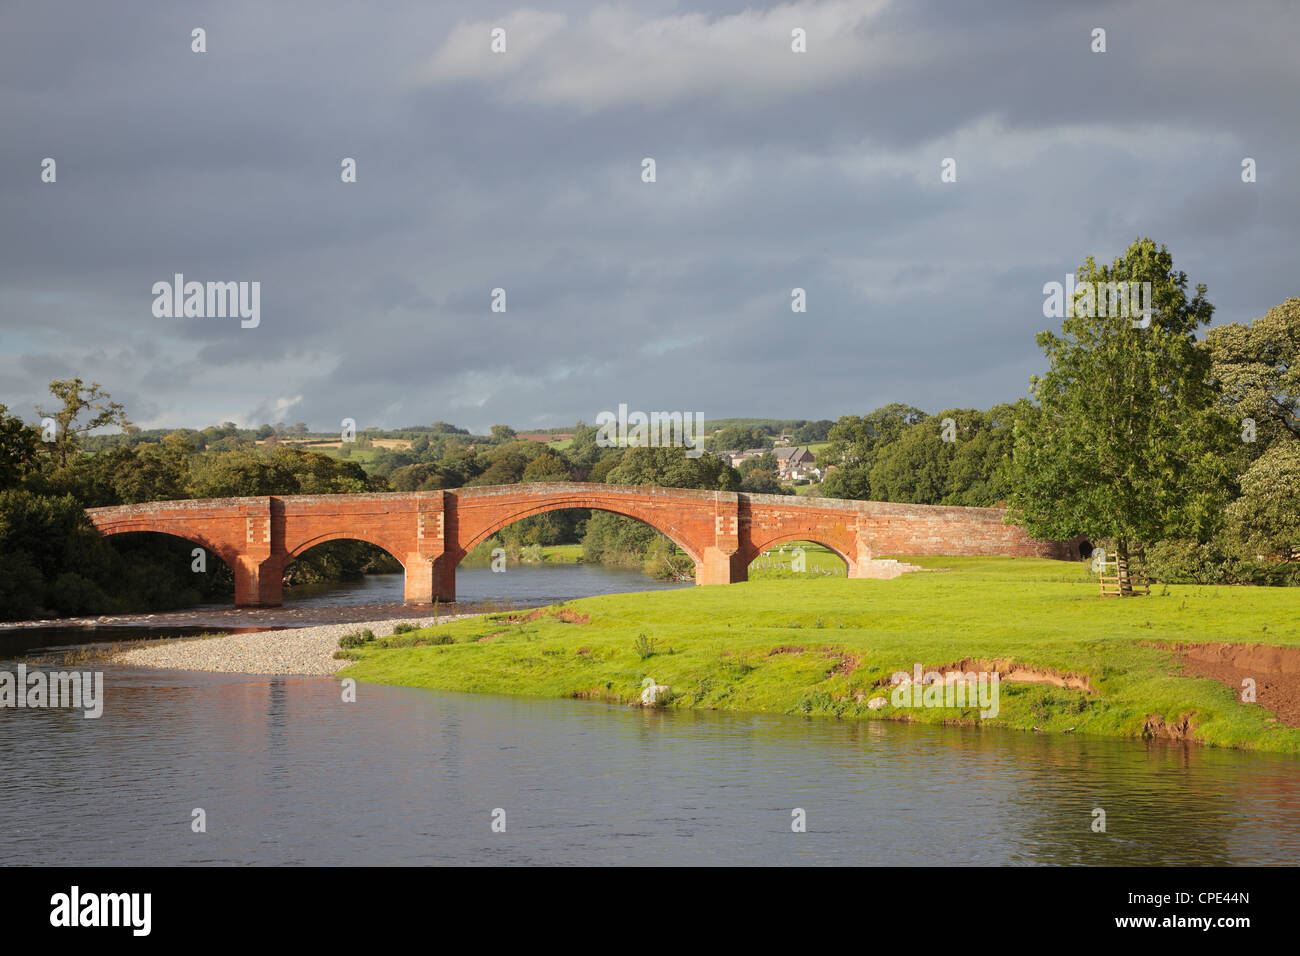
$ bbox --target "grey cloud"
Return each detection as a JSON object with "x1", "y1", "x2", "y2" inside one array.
[{"x1": 1, "y1": 0, "x2": 1297, "y2": 432}]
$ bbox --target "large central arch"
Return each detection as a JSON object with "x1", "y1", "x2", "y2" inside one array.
[{"x1": 453, "y1": 495, "x2": 704, "y2": 565}]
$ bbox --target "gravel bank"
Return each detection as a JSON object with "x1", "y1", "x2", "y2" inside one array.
[{"x1": 112, "y1": 615, "x2": 484, "y2": 676}]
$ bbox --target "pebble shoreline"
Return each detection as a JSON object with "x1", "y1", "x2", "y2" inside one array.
[{"x1": 112, "y1": 614, "x2": 485, "y2": 676}]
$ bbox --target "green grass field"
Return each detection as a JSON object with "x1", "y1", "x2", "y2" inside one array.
[
  {"x1": 535, "y1": 544, "x2": 583, "y2": 563},
  {"x1": 748, "y1": 541, "x2": 846, "y2": 576},
  {"x1": 339, "y1": 556, "x2": 1300, "y2": 753}
]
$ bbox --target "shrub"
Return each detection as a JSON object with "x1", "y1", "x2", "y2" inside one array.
[
  {"x1": 634, "y1": 634, "x2": 657, "y2": 659},
  {"x1": 0, "y1": 551, "x2": 45, "y2": 620},
  {"x1": 1145, "y1": 537, "x2": 1300, "y2": 586},
  {"x1": 393, "y1": 622, "x2": 418, "y2": 635},
  {"x1": 1145, "y1": 539, "x2": 1226, "y2": 584},
  {"x1": 47, "y1": 572, "x2": 109, "y2": 616},
  {"x1": 338, "y1": 628, "x2": 376, "y2": 649}
]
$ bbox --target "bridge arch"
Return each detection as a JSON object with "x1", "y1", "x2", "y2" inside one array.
[
  {"x1": 276, "y1": 532, "x2": 406, "y2": 599},
  {"x1": 744, "y1": 533, "x2": 854, "y2": 575},
  {"x1": 742, "y1": 526, "x2": 860, "y2": 574},
  {"x1": 91, "y1": 520, "x2": 240, "y2": 569},
  {"x1": 455, "y1": 497, "x2": 703, "y2": 565},
  {"x1": 285, "y1": 530, "x2": 410, "y2": 564}
]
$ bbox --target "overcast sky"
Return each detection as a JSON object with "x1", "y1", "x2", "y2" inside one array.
[{"x1": 2, "y1": 0, "x2": 1296, "y2": 434}]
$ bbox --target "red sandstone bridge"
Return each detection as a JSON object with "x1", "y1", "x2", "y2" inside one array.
[{"x1": 85, "y1": 482, "x2": 1077, "y2": 607}]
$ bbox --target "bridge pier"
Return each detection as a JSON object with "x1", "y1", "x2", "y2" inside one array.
[
  {"x1": 695, "y1": 493, "x2": 745, "y2": 585},
  {"x1": 403, "y1": 554, "x2": 456, "y2": 604},
  {"x1": 233, "y1": 556, "x2": 284, "y2": 607},
  {"x1": 846, "y1": 536, "x2": 873, "y2": 579},
  {"x1": 695, "y1": 546, "x2": 744, "y2": 585}
]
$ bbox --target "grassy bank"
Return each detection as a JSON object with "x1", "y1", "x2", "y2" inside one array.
[
  {"x1": 338, "y1": 556, "x2": 1300, "y2": 753},
  {"x1": 460, "y1": 542, "x2": 585, "y2": 566}
]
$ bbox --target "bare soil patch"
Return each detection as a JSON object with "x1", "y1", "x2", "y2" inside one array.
[
  {"x1": 501, "y1": 607, "x2": 591, "y2": 625},
  {"x1": 875, "y1": 658, "x2": 1095, "y2": 693},
  {"x1": 1168, "y1": 642, "x2": 1300, "y2": 728}
]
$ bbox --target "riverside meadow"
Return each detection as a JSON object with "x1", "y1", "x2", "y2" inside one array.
[{"x1": 336, "y1": 555, "x2": 1300, "y2": 754}]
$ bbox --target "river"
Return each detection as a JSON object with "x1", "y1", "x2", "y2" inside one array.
[{"x1": 1, "y1": 566, "x2": 1298, "y2": 866}]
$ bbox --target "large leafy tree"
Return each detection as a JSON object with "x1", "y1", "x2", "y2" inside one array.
[
  {"x1": 0, "y1": 404, "x2": 40, "y2": 490},
  {"x1": 709, "y1": 424, "x2": 772, "y2": 452},
  {"x1": 1225, "y1": 443, "x2": 1300, "y2": 561},
  {"x1": 866, "y1": 405, "x2": 1022, "y2": 506},
  {"x1": 605, "y1": 445, "x2": 740, "y2": 491},
  {"x1": 942, "y1": 402, "x2": 1028, "y2": 506},
  {"x1": 1009, "y1": 238, "x2": 1233, "y2": 593},
  {"x1": 1208, "y1": 298, "x2": 1300, "y2": 563},
  {"x1": 866, "y1": 418, "x2": 952, "y2": 504},
  {"x1": 188, "y1": 446, "x2": 375, "y2": 498},
  {"x1": 35, "y1": 378, "x2": 131, "y2": 467},
  {"x1": 1207, "y1": 296, "x2": 1300, "y2": 447},
  {"x1": 521, "y1": 450, "x2": 573, "y2": 482},
  {"x1": 819, "y1": 404, "x2": 926, "y2": 500}
]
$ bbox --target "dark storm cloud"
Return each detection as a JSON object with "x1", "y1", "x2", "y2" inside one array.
[{"x1": 1, "y1": 0, "x2": 1296, "y2": 433}]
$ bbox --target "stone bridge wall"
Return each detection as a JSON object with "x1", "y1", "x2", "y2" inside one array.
[{"x1": 86, "y1": 483, "x2": 1077, "y2": 607}]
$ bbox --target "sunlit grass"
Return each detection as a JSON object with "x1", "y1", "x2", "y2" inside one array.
[{"x1": 341, "y1": 557, "x2": 1300, "y2": 753}]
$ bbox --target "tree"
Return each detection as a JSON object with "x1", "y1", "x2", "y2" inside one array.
[
  {"x1": 941, "y1": 403, "x2": 1025, "y2": 506},
  {"x1": 522, "y1": 450, "x2": 573, "y2": 482},
  {"x1": 819, "y1": 404, "x2": 926, "y2": 500},
  {"x1": 0, "y1": 404, "x2": 40, "y2": 490},
  {"x1": 566, "y1": 421, "x2": 602, "y2": 470},
  {"x1": 1225, "y1": 443, "x2": 1300, "y2": 560},
  {"x1": 1009, "y1": 238, "x2": 1232, "y2": 593},
  {"x1": 605, "y1": 445, "x2": 740, "y2": 491},
  {"x1": 81, "y1": 443, "x2": 190, "y2": 505},
  {"x1": 868, "y1": 419, "x2": 951, "y2": 503},
  {"x1": 793, "y1": 420, "x2": 834, "y2": 444},
  {"x1": 188, "y1": 446, "x2": 375, "y2": 498},
  {"x1": 35, "y1": 379, "x2": 131, "y2": 466},
  {"x1": 739, "y1": 451, "x2": 777, "y2": 478},
  {"x1": 1207, "y1": 297, "x2": 1300, "y2": 447},
  {"x1": 469, "y1": 449, "x2": 527, "y2": 486},
  {"x1": 710, "y1": 425, "x2": 771, "y2": 452},
  {"x1": 389, "y1": 462, "x2": 449, "y2": 491},
  {"x1": 489, "y1": 424, "x2": 517, "y2": 442},
  {"x1": 740, "y1": 471, "x2": 789, "y2": 495}
]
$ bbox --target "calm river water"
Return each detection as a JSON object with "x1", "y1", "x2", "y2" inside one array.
[{"x1": 1, "y1": 566, "x2": 1298, "y2": 866}]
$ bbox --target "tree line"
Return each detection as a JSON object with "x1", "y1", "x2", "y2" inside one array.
[{"x1": 2, "y1": 236, "x2": 1295, "y2": 618}]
